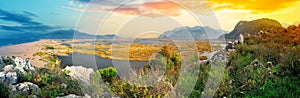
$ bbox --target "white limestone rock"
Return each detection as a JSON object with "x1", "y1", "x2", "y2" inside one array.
[
  {"x1": 56, "y1": 94, "x2": 91, "y2": 98},
  {"x1": 5, "y1": 72, "x2": 18, "y2": 84},
  {"x1": 14, "y1": 57, "x2": 35, "y2": 73},
  {"x1": 0, "y1": 56, "x2": 3, "y2": 64},
  {"x1": 64, "y1": 66, "x2": 95, "y2": 85},
  {"x1": 4, "y1": 65, "x2": 14, "y2": 72},
  {"x1": 10, "y1": 82, "x2": 40, "y2": 95},
  {"x1": 0, "y1": 71, "x2": 5, "y2": 82}
]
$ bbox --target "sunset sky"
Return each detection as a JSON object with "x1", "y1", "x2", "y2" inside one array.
[{"x1": 0, "y1": 0, "x2": 299, "y2": 38}]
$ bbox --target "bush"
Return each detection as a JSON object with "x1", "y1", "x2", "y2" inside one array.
[
  {"x1": 96, "y1": 67, "x2": 117, "y2": 82},
  {"x1": 45, "y1": 46, "x2": 55, "y2": 50},
  {"x1": 0, "y1": 83, "x2": 9, "y2": 98}
]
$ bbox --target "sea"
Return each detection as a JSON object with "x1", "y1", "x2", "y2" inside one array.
[{"x1": 0, "y1": 39, "x2": 39, "y2": 47}]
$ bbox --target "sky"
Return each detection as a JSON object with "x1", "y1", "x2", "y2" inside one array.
[{"x1": 0, "y1": 0, "x2": 300, "y2": 38}]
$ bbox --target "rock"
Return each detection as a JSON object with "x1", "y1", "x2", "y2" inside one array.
[
  {"x1": 210, "y1": 50, "x2": 228, "y2": 65},
  {"x1": 56, "y1": 94, "x2": 91, "y2": 98},
  {"x1": 0, "y1": 71, "x2": 5, "y2": 82},
  {"x1": 61, "y1": 83, "x2": 67, "y2": 89},
  {"x1": 225, "y1": 42, "x2": 234, "y2": 51},
  {"x1": 64, "y1": 66, "x2": 95, "y2": 85},
  {"x1": 238, "y1": 34, "x2": 244, "y2": 44},
  {"x1": 10, "y1": 82, "x2": 40, "y2": 95},
  {"x1": 14, "y1": 57, "x2": 35, "y2": 73},
  {"x1": 5, "y1": 72, "x2": 18, "y2": 84},
  {"x1": 0, "y1": 56, "x2": 3, "y2": 64},
  {"x1": 266, "y1": 62, "x2": 273, "y2": 68},
  {"x1": 0, "y1": 64, "x2": 3, "y2": 70},
  {"x1": 4, "y1": 65, "x2": 14, "y2": 72},
  {"x1": 0, "y1": 56, "x2": 14, "y2": 65}
]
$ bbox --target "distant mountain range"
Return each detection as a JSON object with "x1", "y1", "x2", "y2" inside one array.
[
  {"x1": 4, "y1": 29, "x2": 118, "y2": 40},
  {"x1": 41, "y1": 29, "x2": 117, "y2": 39},
  {"x1": 158, "y1": 26, "x2": 228, "y2": 40},
  {"x1": 0, "y1": 29, "x2": 118, "y2": 46},
  {"x1": 222, "y1": 18, "x2": 282, "y2": 39}
]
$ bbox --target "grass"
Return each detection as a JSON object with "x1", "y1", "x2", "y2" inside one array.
[
  {"x1": 70, "y1": 41, "x2": 216, "y2": 61},
  {"x1": 33, "y1": 52, "x2": 60, "y2": 68}
]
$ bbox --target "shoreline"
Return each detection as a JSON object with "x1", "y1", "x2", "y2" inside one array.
[{"x1": 0, "y1": 40, "x2": 56, "y2": 68}]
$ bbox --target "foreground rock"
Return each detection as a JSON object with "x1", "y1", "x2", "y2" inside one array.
[
  {"x1": 64, "y1": 66, "x2": 95, "y2": 85},
  {"x1": 56, "y1": 94, "x2": 91, "y2": 98},
  {"x1": 0, "y1": 56, "x2": 39, "y2": 96},
  {"x1": 10, "y1": 82, "x2": 40, "y2": 95},
  {"x1": 0, "y1": 56, "x2": 36, "y2": 85},
  {"x1": 13, "y1": 57, "x2": 35, "y2": 73},
  {"x1": 0, "y1": 56, "x2": 35, "y2": 73}
]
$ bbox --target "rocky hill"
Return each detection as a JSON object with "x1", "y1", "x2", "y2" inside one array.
[{"x1": 223, "y1": 18, "x2": 282, "y2": 39}]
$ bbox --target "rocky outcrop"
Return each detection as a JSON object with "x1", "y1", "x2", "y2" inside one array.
[
  {"x1": 0, "y1": 56, "x2": 35, "y2": 73},
  {"x1": 56, "y1": 94, "x2": 91, "y2": 98},
  {"x1": 10, "y1": 82, "x2": 40, "y2": 95},
  {"x1": 13, "y1": 57, "x2": 35, "y2": 73},
  {"x1": 225, "y1": 34, "x2": 244, "y2": 52},
  {"x1": 0, "y1": 56, "x2": 40, "y2": 96},
  {"x1": 3, "y1": 65, "x2": 14, "y2": 72},
  {"x1": 64, "y1": 66, "x2": 95, "y2": 85},
  {"x1": 0, "y1": 71, "x2": 5, "y2": 82},
  {"x1": 0, "y1": 67, "x2": 18, "y2": 85},
  {"x1": 0, "y1": 56, "x2": 14, "y2": 65},
  {"x1": 5, "y1": 72, "x2": 18, "y2": 84},
  {"x1": 0, "y1": 56, "x2": 36, "y2": 85}
]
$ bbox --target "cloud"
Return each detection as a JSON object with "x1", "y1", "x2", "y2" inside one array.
[
  {"x1": 0, "y1": 9, "x2": 59, "y2": 32},
  {"x1": 22, "y1": 11, "x2": 38, "y2": 17},
  {"x1": 66, "y1": 0, "x2": 216, "y2": 17},
  {"x1": 0, "y1": 25, "x2": 59, "y2": 32},
  {"x1": 0, "y1": 9, "x2": 41, "y2": 25},
  {"x1": 111, "y1": 7, "x2": 142, "y2": 15},
  {"x1": 207, "y1": 0, "x2": 300, "y2": 13},
  {"x1": 71, "y1": 0, "x2": 124, "y2": 6}
]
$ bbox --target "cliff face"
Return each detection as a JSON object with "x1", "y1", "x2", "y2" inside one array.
[{"x1": 224, "y1": 18, "x2": 282, "y2": 39}]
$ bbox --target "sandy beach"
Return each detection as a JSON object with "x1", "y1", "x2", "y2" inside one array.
[{"x1": 0, "y1": 40, "x2": 55, "y2": 68}]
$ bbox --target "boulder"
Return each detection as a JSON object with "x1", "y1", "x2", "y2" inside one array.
[
  {"x1": 0, "y1": 56, "x2": 3, "y2": 64},
  {"x1": 14, "y1": 57, "x2": 35, "y2": 73},
  {"x1": 0, "y1": 56, "x2": 14, "y2": 65},
  {"x1": 238, "y1": 34, "x2": 244, "y2": 44},
  {"x1": 210, "y1": 50, "x2": 228, "y2": 65},
  {"x1": 56, "y1": 94, "x2": 91, "y2": 98},
  {"x1": 5, "y1": 72, "x2": 18, "y2": 84},
  {"x1": 225, "y1": 42, "x2": 233, "y2": 51},
  {"x1": 64, "y1": 66, "x2": 95, "y2": 85},
  {"x1": 4, "y1": 65, "x2": 14, "y2": 72},
  {"x1": 0, "y1": 64, "x2": 3, "y2": 70},
  {"x1": 10, "y1": 82, "x2": 40, "y2": 95},
  {"x1": 0, "y1": 71, "x2": 5, "y2": 82}
]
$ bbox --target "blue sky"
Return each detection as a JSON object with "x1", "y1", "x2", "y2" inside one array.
[{"x1": 0, "y1": 0, "x2": 81, "y2": 35}]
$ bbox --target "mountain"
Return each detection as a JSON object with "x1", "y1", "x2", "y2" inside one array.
[
  {"x1": 0, "y1": 29, "x2": 118, "y2": 46},
  {"x1": 158, "y1": 26, "x2": 226, "y2": 40},
  {"x1": 223, "y1": 18, "x2": 282, "y2": 39},
  {"x1": 41, "y1": 29, "x2": 117, "y2": 39}
]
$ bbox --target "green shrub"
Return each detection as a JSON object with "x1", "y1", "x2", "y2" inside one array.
[
  {"x1": 0, "y1": 83, "x2": 9, "y2": 98},
  {"x1": 97, "y1": 67, "x2": 117, "y2": 82},
  {"x1": 45, "y1": 46, "x2": 55, "y2": 50}
]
